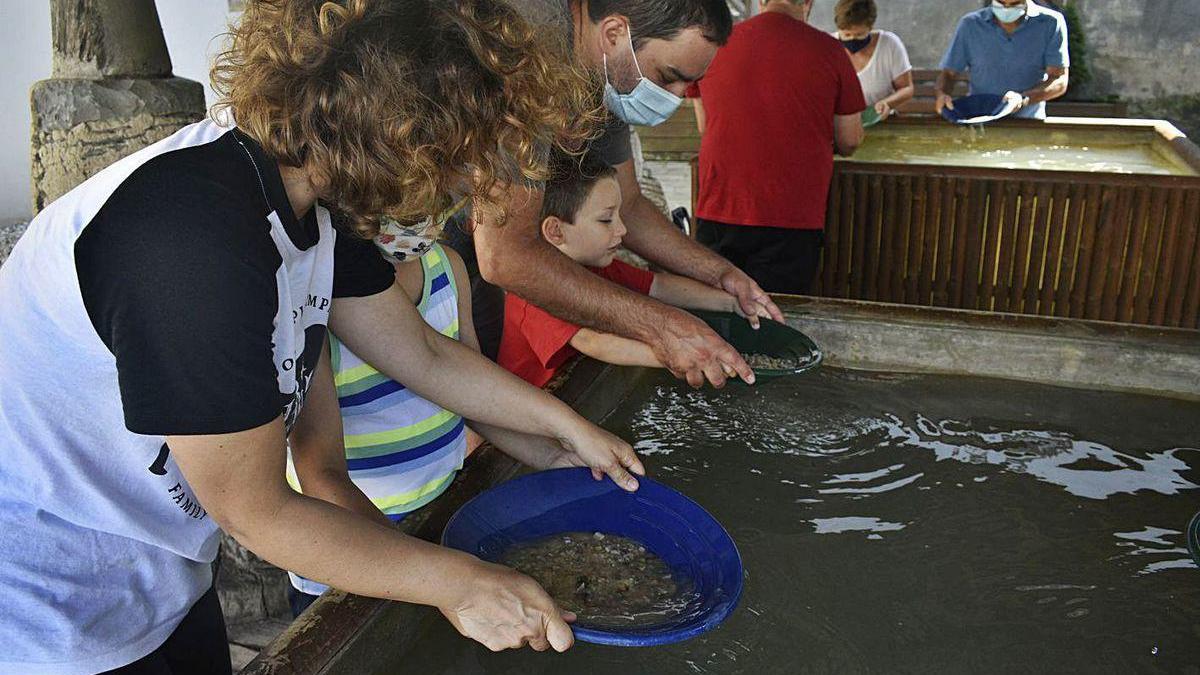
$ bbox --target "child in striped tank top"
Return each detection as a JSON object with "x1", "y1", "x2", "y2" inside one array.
[{"x1": 285, "y1": 220, "x2": 601, "y2": 616}]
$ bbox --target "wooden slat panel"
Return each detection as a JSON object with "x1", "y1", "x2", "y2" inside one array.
[
  {"x1": 1053, "y1": 183, "x2": 1088, "y2": 318},
  {"x1": 1149, "y1": 189, "x2": 1186, "y2": 325},
  {"x1": 1132, "y1": 187, "x2": 1171, "y2": 324},
  {"x1": 1166, "y1": 190, "x2": 1200, "y2": 327},
  {"x1": 1009, "y1": 182, "x2": 1037, "y2": 314},
  {"x1": 1099, "y1": 187, "x2": 1134, "y2": 322},
  {"x1": 905, "y1": 176, "x2": 929, "y2": 304},
  {"x1": 891, "y1": 176, "x2": 913, "y2": 304},
  {"x1": 979, "y1": 180, "x2": 1006, "y2": 312},
  {"x1": 993, "y1": 182, "x2": 1022, "y2": 312},
  {"x1": 961, "y1": 181, "x2": 988, "y2": 310},
  {"x1": 949, "y1": 179, "x2": 973, "y2": 307},
  {"x1": 850, "y1": 173, "x2": 870, "y2": 298},
  {"x1": 820, "y1": 171, "x2": 844, "y2": 295},
  {"x1": 862, "y1": 174, "x2": 884, "y2": 301},
  {"x1": 1023, "y1": 183, "x2": 1055, "y2": 315},
  {"x1": 1040, "y1": 183, "x2": 1071, "y2": 316},
  {"x1": 836, "y1": 171, "x2": 857, "y2": 299},
  {"x1": 1116, "y1": 187, "x2": 1154, "y2": 323},
  {"x1": 919, "y1": 177, "x2": 943, "y2": 305},
  {"x1": 933, "y1": 177, "x2": 957, "y2": 306},
  {"x1": 877, "y1": 175, "x2": 900, "y2": 302},
  {"x1": 1070, "y1": 185, "x2": 1105, "y2": 319},
  {"x1": 1085, "y1": 187, "x2": 1123, "y2": 320},
  {"x1": 812, "y1": 165, "x2": 1198, "y2": 328}
]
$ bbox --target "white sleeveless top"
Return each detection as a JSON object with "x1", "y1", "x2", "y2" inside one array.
[{"x1": 841, "y1": 30, "x2": 913, "y2": 107}]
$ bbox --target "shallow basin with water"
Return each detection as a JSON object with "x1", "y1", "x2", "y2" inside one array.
[
  {"x1": 401, "y1": 367, "x2": 1199, "y2": 673},
  {"x1": 848, "y1": 124, "x2": 1197, "y2": 176},
  {"x1": 242, "y1": 300, "x2": 1200, "y2": 675}
]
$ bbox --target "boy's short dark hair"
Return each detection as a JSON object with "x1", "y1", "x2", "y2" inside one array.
[
  {"x1": 540, "y1": 154, "x2": 618, "y2": 224},
  {"x1": 587, "y1": 0, "x2": 734, "y2": 47}
]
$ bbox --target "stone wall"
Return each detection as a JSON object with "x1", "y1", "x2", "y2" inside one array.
[
  {"x1": 30, "y1": 77, "x2": 205, "y2": 211},
  {"x1": 808, "y1": 0, "x2": 1200, "y2": 136}
]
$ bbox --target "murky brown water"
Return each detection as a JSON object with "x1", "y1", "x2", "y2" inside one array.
[
  {"x1": 399, "y1": 368, "x2": 1200, "y2": 674},
  {"x1": 499, "y1": 531, "x2": 695, "y2": 629}
]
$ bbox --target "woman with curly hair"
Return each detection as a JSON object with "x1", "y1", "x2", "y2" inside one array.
[{"x1": 0, "y1": 1, "x2": 643, "y2": 672}]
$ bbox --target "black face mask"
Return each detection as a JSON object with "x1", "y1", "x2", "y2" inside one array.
[{"x1": 841, "y1": 35, "x2": 872, "y2": 54}]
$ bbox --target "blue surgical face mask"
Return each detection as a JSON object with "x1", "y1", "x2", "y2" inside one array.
[
  {"x1": 840, "y1": 35, "x2": 872, "y2": 54},
  {"x1": 603, "y1": 29, "x2": 683, "y2": 127},
  {"x1": 991, "y1": 1, "x2": 1026, "y2": 23}
]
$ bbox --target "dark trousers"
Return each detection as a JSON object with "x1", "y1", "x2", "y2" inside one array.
[
  {"x1": 443, "y1": 213, "x2": 505, "y2": 361},
  {"x1": 288, "y1": 585, "x2": 320, "y2": 618},
  {"x1": 103, "y1": 584, "x2": 232, "y2": 675},
  {"x1": 696, "y1": 219, "x2": 825, "y2": 296}
]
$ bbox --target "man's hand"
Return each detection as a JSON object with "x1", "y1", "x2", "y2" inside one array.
[
  {"x1": 441, "y1": 559, "x2": 575, "y2": 652},
  {"x1": 650, "y1": 308, "x2": 756, "y2": 388},
  {"x1": 935, "y1": 92, "x2": 955, "y2": 115},
  {"x1": 1003, "y1": 90, "x2": 1027, "y2": 111},
  {"x1": 874, "y1": 100, "x2": 893, "y2": 121},
  {"x1": 718, "y1": 266, "x2": 783, "y2": 328}
]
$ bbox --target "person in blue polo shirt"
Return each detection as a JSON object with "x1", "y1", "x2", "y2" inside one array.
[{"x1": 934, "y1": 0, "x2": 1070, "y2": 120}]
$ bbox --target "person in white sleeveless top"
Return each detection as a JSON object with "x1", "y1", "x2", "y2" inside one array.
[{"x1": 832, "y1": 0, "x2": 914, "y2": 122}]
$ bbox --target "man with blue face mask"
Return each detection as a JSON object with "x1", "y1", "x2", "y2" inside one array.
[
  {"x1": 934, "y1": 0, "x2": 1070, "y2": 120},
  {"x1": 444, "y1": 0, "x2": 788, "y2": 390}
]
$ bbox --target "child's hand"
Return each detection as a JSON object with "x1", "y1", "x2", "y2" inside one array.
[
  {"x1": 559, "y1": 422, "x2": 645, "y2": 492},
  {"x1": 730, "y1": 294, "x2": 775, "y2": 329}
]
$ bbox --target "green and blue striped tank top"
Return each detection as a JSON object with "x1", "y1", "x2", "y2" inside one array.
[{"x1": 286, "y1": 245, "x2": 467, "y2": 596}]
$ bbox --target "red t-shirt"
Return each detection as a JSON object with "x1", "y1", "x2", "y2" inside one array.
[
  {"x1": 499, "y1": 259, "x2": 655, "y2": 387},
  {"x1": 687, "y1": 13, "x2": 865, "y2": 230}
]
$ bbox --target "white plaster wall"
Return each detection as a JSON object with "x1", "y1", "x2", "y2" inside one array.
[{"x1": 0, "y1": 1, "x2": 237, "y2": 222}]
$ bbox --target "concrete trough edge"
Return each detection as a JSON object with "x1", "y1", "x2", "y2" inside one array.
[{"x1": 779, "y1": 296, "x2": 1200, "y2": 401}]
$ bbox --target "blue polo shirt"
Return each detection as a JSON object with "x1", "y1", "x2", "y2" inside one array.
[{"x1": 939, "y1": 3, "x2": 1069, "y2": 119}]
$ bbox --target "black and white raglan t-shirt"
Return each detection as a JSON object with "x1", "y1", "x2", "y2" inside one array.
[{"x1": 0, "y1": 119, "x2": 394, "y2": 673}]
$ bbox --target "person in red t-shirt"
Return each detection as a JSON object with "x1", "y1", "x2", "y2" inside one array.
[
  {"x1": 499, "y1": 157, "x2": 772, "y2": 388},
  {"x1": 687, "y1": 0, "x2": 866, "y2": 295}
]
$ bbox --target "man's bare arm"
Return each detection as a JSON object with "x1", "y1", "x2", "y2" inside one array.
[
  {"x1": 1022, "y1": 66, "x2": 1069, "y2": 106},
  {"x1": 611, "y1": 160, "x2": 784, "y2": 324}
]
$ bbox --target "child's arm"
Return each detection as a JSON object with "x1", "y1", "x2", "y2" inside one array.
[
  {"x1": 447, "y1": 247, "x2": 637, "y2": 473},
  {"x1": 650, "y1": 271, "x2": 774, "y2": 327},
  {"x1": 288, "y1": 339, "x2": 394, "y2": 528},
  {"x1": 569, "y1": 328, "x2": 663, "y2": 368}
]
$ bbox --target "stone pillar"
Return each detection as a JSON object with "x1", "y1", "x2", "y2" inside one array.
[{"x1": 30, "y1": 0, "x2": 206, "y2": 212}]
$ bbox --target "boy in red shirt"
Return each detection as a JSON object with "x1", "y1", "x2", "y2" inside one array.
[{"x1": 499, "y1": 159, "x2": 771, "y2": 387}]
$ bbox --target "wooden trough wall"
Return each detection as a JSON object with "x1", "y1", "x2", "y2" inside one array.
[{"x1": 812, "y1": 164, "x2": 1200, "y2": 330}]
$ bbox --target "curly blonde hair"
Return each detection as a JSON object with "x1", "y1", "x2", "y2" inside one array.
[{"x1": 212, "y1": 0, "x2": 603, "y2": 236}]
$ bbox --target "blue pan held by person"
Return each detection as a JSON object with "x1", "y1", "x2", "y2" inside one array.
[
  {"x1": 442, "y1": 467, "x2": 744, "y2": 647},
  {"x1": 942, "y1": 93, "x2": 1022, "y2": 125}
]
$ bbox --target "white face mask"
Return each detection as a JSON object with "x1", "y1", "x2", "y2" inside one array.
[
  {"x1": 374, "y1": 215, "x2": 439, "y2": 264},
  {"x1": 373, "y1": 196, "x2": 470, "y2": 263},
  {"x1": 602, "y1": 29, "x2": 683, "y2": 127},
  {"x1": 991, "y1": 1, "x2": 1027, "y2": 23}
]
